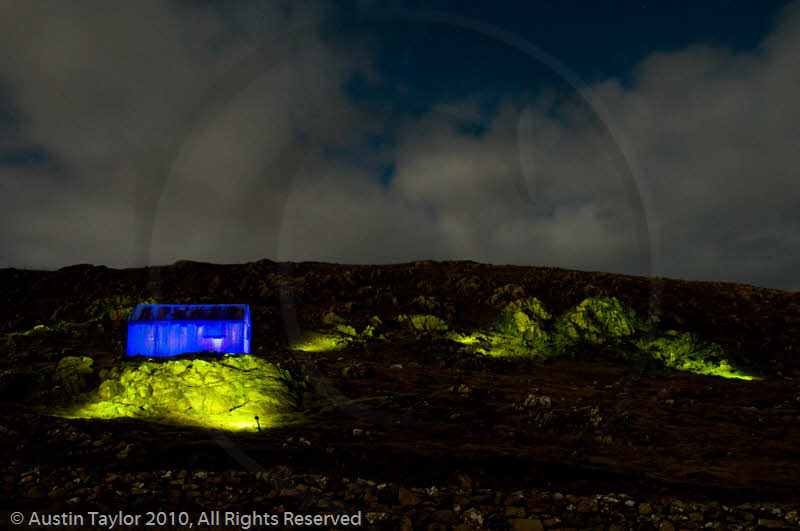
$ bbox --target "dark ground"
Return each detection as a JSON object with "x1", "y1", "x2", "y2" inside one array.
[{"x1": 1, "y1": 260, "x2": 799, "y2": 530}]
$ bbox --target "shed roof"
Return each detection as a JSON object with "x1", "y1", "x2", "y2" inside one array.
[{"x1": 129, "y1": 304, "x2": 249, "y2": 322}]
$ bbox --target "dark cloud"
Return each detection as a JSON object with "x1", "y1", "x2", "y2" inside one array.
[
  {"x1": 1, "y1": 1, "x2": 798, "y2": 291},
  {"x1": 588, "y1": 1, "x2": 800, "y2": 289},
  {"x1": 0, "y1": 0, "x2": 359, "y2": 267}
]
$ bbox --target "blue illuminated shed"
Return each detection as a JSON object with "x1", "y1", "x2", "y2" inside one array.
[{"x1": 126, "y1": 304, "x2": 251, "y2": 357}]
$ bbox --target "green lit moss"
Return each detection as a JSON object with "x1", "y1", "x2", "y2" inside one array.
[{"x1": 56, "y1": 356, "x2": 307, "y2": 431}]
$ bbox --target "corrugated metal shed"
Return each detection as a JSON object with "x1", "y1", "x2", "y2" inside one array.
[{"x1": 127, "y1": 304, "x2": 250, "y2": 357}]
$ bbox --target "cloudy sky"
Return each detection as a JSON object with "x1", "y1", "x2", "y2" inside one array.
[{"x1": 1, "y1": 1, "x2": 798, "y2": 290}]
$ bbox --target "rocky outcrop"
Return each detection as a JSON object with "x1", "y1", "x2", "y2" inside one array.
[{"x1": 61, "y1": 356, "x2": 307, "y2": 431}]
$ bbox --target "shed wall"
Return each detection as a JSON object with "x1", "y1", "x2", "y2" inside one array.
[{"x1": 126, "y1": 320, "x2": 250, "y2": 357}]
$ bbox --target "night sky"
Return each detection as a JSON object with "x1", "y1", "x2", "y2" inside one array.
[{"x1": 1, "y1": 1, "x2": 798, "y2": 290}]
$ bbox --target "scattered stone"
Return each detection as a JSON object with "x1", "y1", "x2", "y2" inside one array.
[
  {"x1": 26, "y1": 485, "x2": 46, "y2": 499},
  {"x1": 52, "y1": 356, "x2": 95, "y2": 395},
  {"x1": 364, "y1": 512, "x2": 389, "y2": 524},
  {"x1": 462, "y1": 507, "x2": 484, "y2": 528},
  {"x1": 341, "y1": 361, "x2": 373, "y2": 379},
  {"x1": 48, "y1": 487, "x2": 66, "y2": 499},
  {"x1": 513, "y1": 394, "x2": 554, "y2": 427},
  {"x1": 398, "y1": 487, "x2": 421, "y2": 506},
  {"x1": 659, "y1": 521, "x2": 676, "y2": 531},
  {"x1": 451, "y1": 383, "x2": 472, "y2": 396}
]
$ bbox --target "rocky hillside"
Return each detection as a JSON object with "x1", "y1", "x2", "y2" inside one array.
[{"x1": 1, "y1": 260, "x2": 799, "y2": 529}]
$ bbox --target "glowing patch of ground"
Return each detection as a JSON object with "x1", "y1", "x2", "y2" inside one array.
[
  {"x1": 56, "y1": 355, "x2": 307, "y2": 432},
  {"x1": 448, "y1": 332, "x2": 489, "y2": 345},
  {"x1": 293, "y1": 313, "x2": 384, "y2": 351},
  {"x1": 291, "y1": 331, "x2": 353, "y2": 352}
]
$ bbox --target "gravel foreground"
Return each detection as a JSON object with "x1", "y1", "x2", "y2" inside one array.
[{"x1": 3, "y1": 419, "x2": 799, "y2": 531}]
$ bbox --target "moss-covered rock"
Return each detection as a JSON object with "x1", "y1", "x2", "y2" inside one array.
[
  {"x1": 335, "y1": 324, "x2": 357, "y2": 337},
  {"x1": 412, "y1": 295, "x2": 439, "y2": 313},
  {"x1": 635, "y1": 331, "x2": 751, "y2": 378},
  {"x1": 321, "y1": 311, "x2": 346, "y2": 326},
  {"x1": 457, "y1": 276, "x2": 482, "y2": 295},
  {"x1": 3, "y1": 324, "x2": 55, "y2": 344},
  {"x1": 488, "y1": 284, "x2": 526, "y2": 308},
  {"x1": 553, "y1": 297, "x2": 642, "y2": 350},
  {"x1": 446, "y1": 296, "x2": 754, "y2": 378},
  {"x1": 23, "y1": 324, "x2": 50, "y2": 336},
  {"x1": 308, "y1": 310, "x2": 379, "y2": 347},
  {"x1": 449, "y1": 298, "x2": 552, "y2": 359},
  {"x1": 53, "y1": 356, "x2": 95, "y2": 395},
  {"x1": 490, "y1": 297, "x2": 552, "y2": 353},
  {"x1": 61, "y1": 356, "x2": 307, "y2": 431},
  {"x1": 84, "y1": 295, "x2": 157, "y2": 322},
  {"x1": 397, "y1": 314, "x2": 449, "y2": 333},
  {"x1": 98, "y1": 380, "x2": 124, "y2": 399}
]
